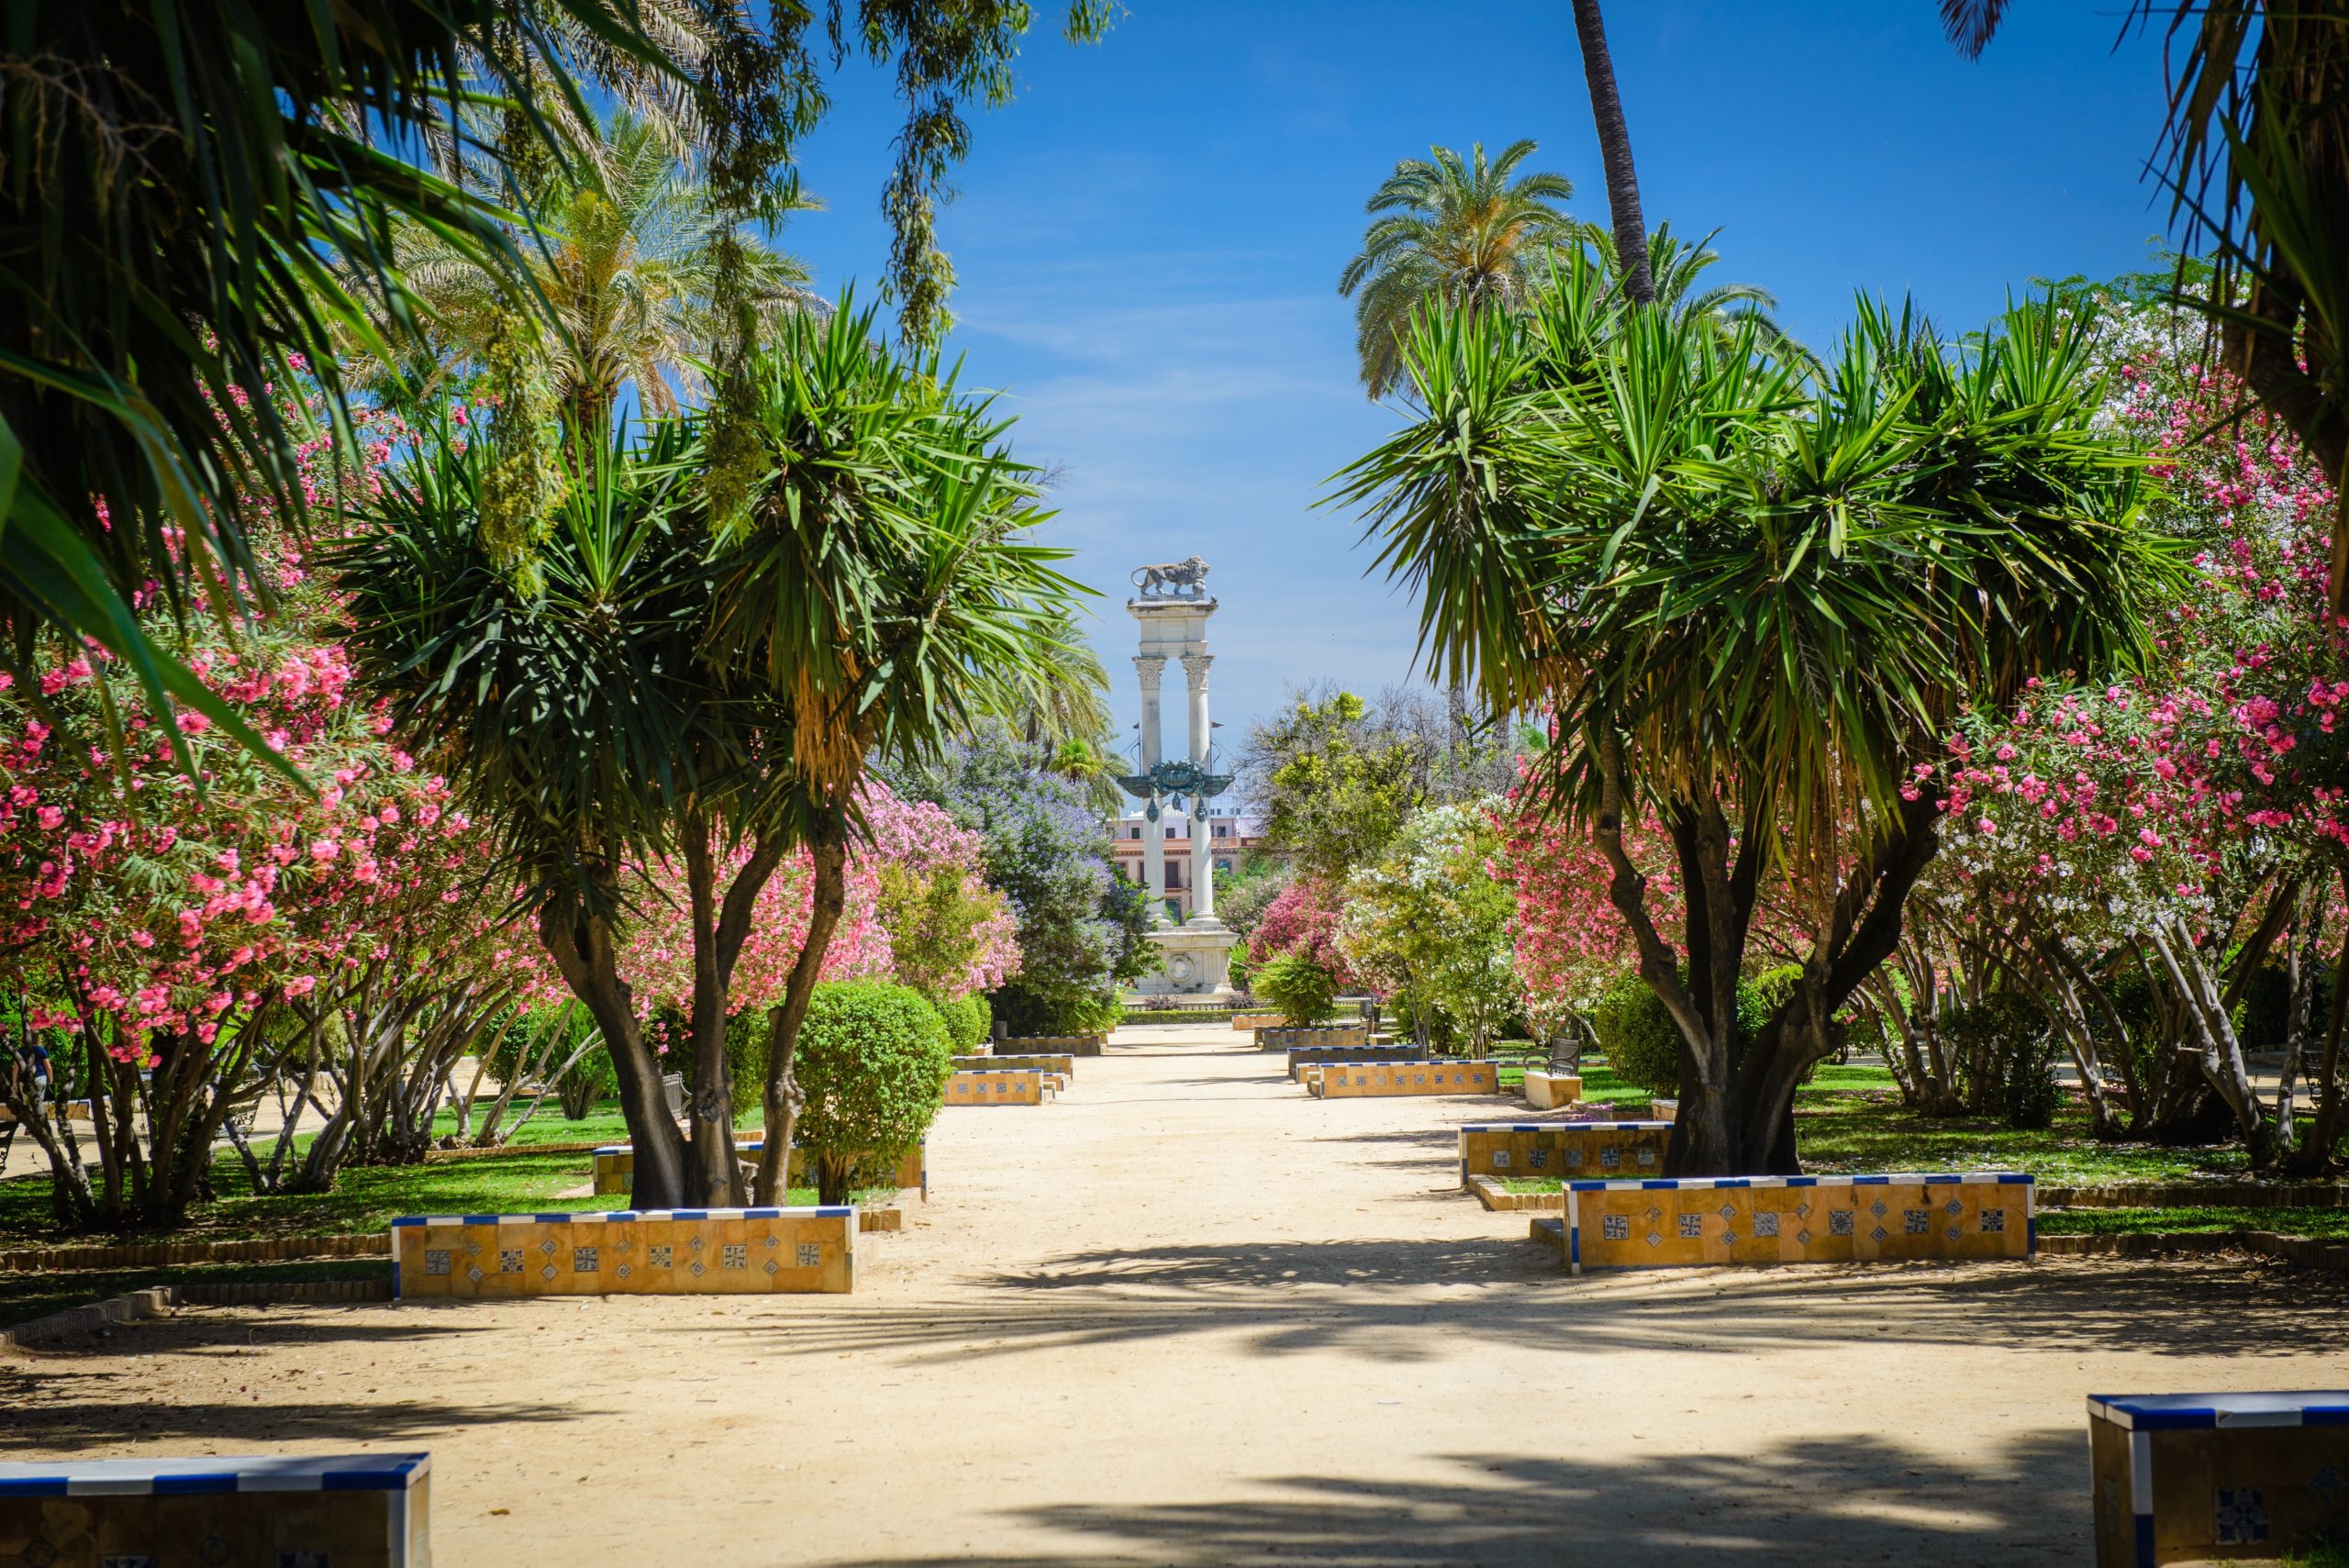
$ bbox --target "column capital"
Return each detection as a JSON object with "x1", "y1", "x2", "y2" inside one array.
[
  {"x1": 1132, "y1": 654, "x2": 1167, "y2": 692},
  {"x1": 1179, "y1": 651, "x2": 1213, "y2": 687}
]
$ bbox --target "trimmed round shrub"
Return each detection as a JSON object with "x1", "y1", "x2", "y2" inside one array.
[
  {"x1": 795, "y1": 981, "x2": 952, "y2": 1204},
  {"x1": 937, "y1": 993, "x2": 991, "y2": 1052},
  {"x1": 1253, "y1": 952, "x2": 1339, "y2": 1027},
  {"x1": 1591, "y1": 973, "x2": 1680, "y2": 1095}
]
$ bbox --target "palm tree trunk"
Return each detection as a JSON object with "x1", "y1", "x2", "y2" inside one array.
[{"x1": 1568, "y1": 0, "x2": 1654, "y2": 306}]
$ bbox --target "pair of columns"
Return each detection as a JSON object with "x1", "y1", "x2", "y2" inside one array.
[{"x1": 1133, "y1": 651, "x2": 1215, "y2": 927}]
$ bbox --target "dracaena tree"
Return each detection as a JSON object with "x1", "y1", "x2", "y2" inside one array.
[
  {"x1": 1334, "y1": 256, "x2": 2184, "y2": 1174},
  {"x1": 340, "y1": 300, "x2": 1080, "y2": 1209}
]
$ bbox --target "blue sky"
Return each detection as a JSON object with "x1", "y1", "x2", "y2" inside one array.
[{"x1": 781, "y1": 1, "x2": 2179, "y2": 765}]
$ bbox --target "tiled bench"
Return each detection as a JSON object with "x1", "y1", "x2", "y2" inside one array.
[
  {"x1": 392, "y1": 1207, "x2": 856, "y2": 1297},
  {"x1": 1256, "y1": 1025, "x2": 1367, "y2": 1053},
  {"x1": 1648, "y1": 1097, "x2": 1678, "y2": 1122},
  {"x1": 0, "y1": 1452, "x2": 431, "y2": 1565},
  {"x1": 955, "y1": 1052, "x2": 1074, "y2": 1080},
  {"x1": 1521, "y1": 1069, "x2": 1582, "y2": 1109},
  {"x1": 1000, "y1": 1034, "x2": 1105, "y2": 1057},
  {"x1": 1231, "y1": 1012, "x2": 1286, "y2": 1029},
  {"x1": 2088, "y1": 1391, "x2": 2349, "y2": 1565},
  {"x1": 945, "y1": 1069, "x2": 1051, "y2": 1106},
  {"x1": 1561, "y1": 1173, "x2": 2034, "y2": 1274},
  {"x1": 1458, "y1": 1120, "x2": 1674, "y2": 1184},
  {"x1": 1286, "y1": 1043, "x2": 1426, "y2": 1081},
  {"x1": 1308, "y1": 1061, "x2": 1500, "y2": 1097},
  {"x1": 590, "y1": 1140, "x2": 925, "y2": 1199}
]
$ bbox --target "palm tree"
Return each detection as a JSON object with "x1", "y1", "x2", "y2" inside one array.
[
  {"x1": 1569, "y1": 0, "x2": 1654, "y2": 306},
  {"x1": 1338, "y1": 140, "x2": 1575, "y2": 397},
  {"x1": 1583, "y1": 223, "x2": 1809, "y2": 364},
  {"x1": 370, "y1": 109, "x2": 819, "y2": 444},
  {"x1": 1333, "y1": 274, "x2": 2185, "y2": 1174},
  {"x1": 1945, "y1": 0, "x2": 2349, "y2": 613}
]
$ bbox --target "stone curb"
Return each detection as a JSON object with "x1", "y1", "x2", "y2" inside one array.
[
  {"x1": 3, "y1": 1278, "x2": 395, "y2": 1354},
  {"x1": 0, "y1": 1233, "x2": 388, "y2": 1275},
  {"x1": 2039, "y1": 1229, "x2": 2349, "y2": 1269},
  {"x1": 1470, "y1": 1174, "x2": 1561, "y2": 1213},
  {"x1": 2039, "y1": 1182, "x2": 2349, "y2": 1210},
  {"x1": 421, "y1": 1140, "x2": 613, "y2": 1162}
]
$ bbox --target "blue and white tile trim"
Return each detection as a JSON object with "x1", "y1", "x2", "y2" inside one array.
[
  {"x1": 0, "y1": 1454, "x2": 430, "y2": 1496},
  {"x1": 2089, "y1": 1394, "x2": 2349, "y2": 1568}
]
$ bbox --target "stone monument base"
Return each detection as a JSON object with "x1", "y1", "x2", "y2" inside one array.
[{"x1": 1136, "y1": 920, "x2": 1240, "y2": 997}]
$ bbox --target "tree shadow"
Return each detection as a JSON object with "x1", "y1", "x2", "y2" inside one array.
[
  {"x1": 720, "y1": 1249, "x2": 2349, "y2": 1370},
  {"x1": 812, "y1": 1430, "x2": 2091, "y2": 1566}
]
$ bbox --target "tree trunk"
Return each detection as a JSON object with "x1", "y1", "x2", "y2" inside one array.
[
  {"x1": 540, "y1": 901, "x2": 685, "y2": 1209},
  {"x1": 754, "y1": 823, "x2": 850, "y2": 1205},
  {"x1": 1569, "y1": 0, "x2": 1653, "y2": 305}
]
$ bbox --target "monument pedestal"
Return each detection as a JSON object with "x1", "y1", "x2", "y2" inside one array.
[{"x1": 1137, "y1": 919, "x2": 1240, "y2": 998}]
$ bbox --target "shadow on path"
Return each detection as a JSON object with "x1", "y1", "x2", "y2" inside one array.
[{"x1": 815, "y1": 1431, "x2": 2088, "y2": 1566}]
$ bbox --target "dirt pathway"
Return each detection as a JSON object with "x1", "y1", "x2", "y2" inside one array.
[{"x1": 8, "y1": 1022, "x2": 2349, "y2": 1565}]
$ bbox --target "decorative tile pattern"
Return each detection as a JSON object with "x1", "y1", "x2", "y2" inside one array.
[
  {"x1": 1563, "y1": 1174, "x2": 2032, "y2": 1274},
  {"x1": 424, "y1": 1249, "x2": 451, "y2": 1277},
  {"x1": 946, "y1": 1069, "x2": 1049, "y2": 1106},
  {"x1": 2216, "y1": 1488, "x2": 2271, "y2": 1545},
  {"x1": 1317, "y1": 1062, "x2": 1501, "y2": 1098},
  {"x1": 393, "y1": 1208, "x2": 854, "y2": 1298},
  {"x1": 1455, "y1": 1122, "x2": 1671, "y2": 1185}
]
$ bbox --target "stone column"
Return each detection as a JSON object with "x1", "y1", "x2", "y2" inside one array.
[
  {"x1": 1181, "y1": 651, "x2": 1217, "y2": 925},
  {"x1": 1133, "y1": 654, "x2": 1167, "y2": 926}
]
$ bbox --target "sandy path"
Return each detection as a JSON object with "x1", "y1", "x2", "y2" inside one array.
[{"x1": 7, "y1": 1022, "x2": 2349, "y2": 1565}]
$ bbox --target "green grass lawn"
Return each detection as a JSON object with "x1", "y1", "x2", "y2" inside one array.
[
  {"x1": 0, "y1": 1259, "x2": 395, "y2": 1329},
  {"x1": 2035, "y1": 1206, "x2": 2349, "y2": 1239},
  {"x1": 0, "y1": 1140, "x2": 896, "y2": 1247}
]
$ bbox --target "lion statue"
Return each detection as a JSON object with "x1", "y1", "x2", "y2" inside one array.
[{"x1": 1130, "y1": 556, "x2": 1210, "y2": 598}]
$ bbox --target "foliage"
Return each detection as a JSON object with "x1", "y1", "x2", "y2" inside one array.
[
  {"x1": 1241, "y1": 686, "x2": 1518, "y2": 887},
  {"x1": 1591, "y1": 974, "x2": 1680, "y2": 1096},
  {"x1": 339, "y1": 298, "x2": 1079, "y2": 1210},
  {"x1": 0, "y1": 406, "x2": 546, "y2": 1229},
  {"x1": 1338, "y1": 139, "x2": 1575, "y2": 397},
  {"x1": 1334, "y1": 802, "x2": 1521, "y2": 1055},
  {"x1": 1939, "y1": 995, "x2": 2059, "y2": 1130},
  {"x1": 896, "y1": 726, "x2": 1145, "y2": 1039},
  {"x1": 789, "y1": 982, "x2": 951, "y2": 1205},
  {"x1": 937, "y1": 994, "x2": 992, "y2": 1052},
  {"x1": 1336, "y1": 248, "x2": 2182, "y2": 1174},
  {"x1": 1252, "y1": 952, "x2": 1340, "y2": 1028}
]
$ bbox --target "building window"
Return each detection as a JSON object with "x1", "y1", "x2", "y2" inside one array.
[{"x1": 1213, "y1": 823, "x2": 1230, "y2": 838}]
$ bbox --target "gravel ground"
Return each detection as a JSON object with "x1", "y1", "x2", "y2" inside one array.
[{"x1": 6, "y1": 1021, "x2": 2347, "y2": 1566}]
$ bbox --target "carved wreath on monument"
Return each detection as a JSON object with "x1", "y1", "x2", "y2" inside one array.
[{"x1": 1130, "y1": 556, "x2": 1210, "y2": 598}]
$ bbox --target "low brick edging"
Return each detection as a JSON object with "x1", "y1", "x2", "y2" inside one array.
[
  {"x1": 422, "y1": 1139, "x2": 614, "y2": 1162},
  {"x1": 0, "y1": 1232, "x2": 387, "y2": 1274},
  {"x1": 1470, "y1": 1174, "x2": 1562, "y2": 1212},
  {"x1": 2039, "y1": 1181, "x2": 2349, "y2": 1210},
  {"x1": 3, "y1": 1278, "x2": 393, "y2": 1353},
  {"x1": 2040, "y1": 1229, "x2": 2349, "y2": 1269}
]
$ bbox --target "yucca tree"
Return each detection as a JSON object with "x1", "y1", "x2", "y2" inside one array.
[
  {"x1": 1338, "y1": 139, "x2": 1575, "y2": 397},
  {"x1": 1333, "y1": 264, "x2": 2187, "y2": 1174},
  {"x1": 701, "y1": 301, "x2": 1086, "y2": 1204},
  {"x1": 1947, "y1": 0, "x2": 2349, "y2": 613},
  {"x1": 1580, "y1": 223, "x2": 1809, "y2": 365}
]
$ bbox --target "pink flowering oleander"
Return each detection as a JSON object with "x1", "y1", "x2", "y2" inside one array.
[
  {"x1": 0, "y1": 388, "x2": 555, "y2": 1063},
  {"x1": 1926, "y1": 297, "x2": 2349, "y2": 940},
  {"x1": 613, "y1": 783, "x2": 1019, "y2": 1024},
  {"x1": 1246, "y1": 877, "x2": 1358, "y2": 991}
]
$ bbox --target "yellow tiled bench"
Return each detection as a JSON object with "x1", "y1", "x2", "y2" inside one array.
[
  {"x1": 392, "y1": 1207, "x2": 855, "y2": 1297},
  {"x1": 944, "y1": 1069, "x2": 1050, "y2": 1106},
  {"x1": 954, "y1": 1052, "x2": 1074, "y2": 1079},
  {"x1": 0, "y1": 1453, "x2": 432, "y2": 1567},
  {"x1": 2088, "y1": 1392, "x2": 2349, "y2": 1565},
  {"x1": 1231, "y1": 1011, "x2": 1286, "y2": 1029},
  {"x1": 1561, "y1": 1172, "x2": 2033, "y2": 1274},
  {"x1": 1456, "y1": 1120, "x2": 1673, "y2": 1184},
  {"x1": 590, "y1": 1140, "x2": 925, "y2": 1198},
  {"x1": 1286, "y1": 1043, "x2": 1426, "y2": 1080},
  {"x1": 1308, "y1": 1061, "x2": 1500, "y2": 1097},
  {"x1": 1648, "y1": 1097, "x2": 1679, "y2": 1122},
  {"x1": 1001, "y1": 1033, "x2": 1105, "y2": 1057},
  {"x1": 1256, "y1": 1024, "x2": 1366, "y2": 1052}
]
